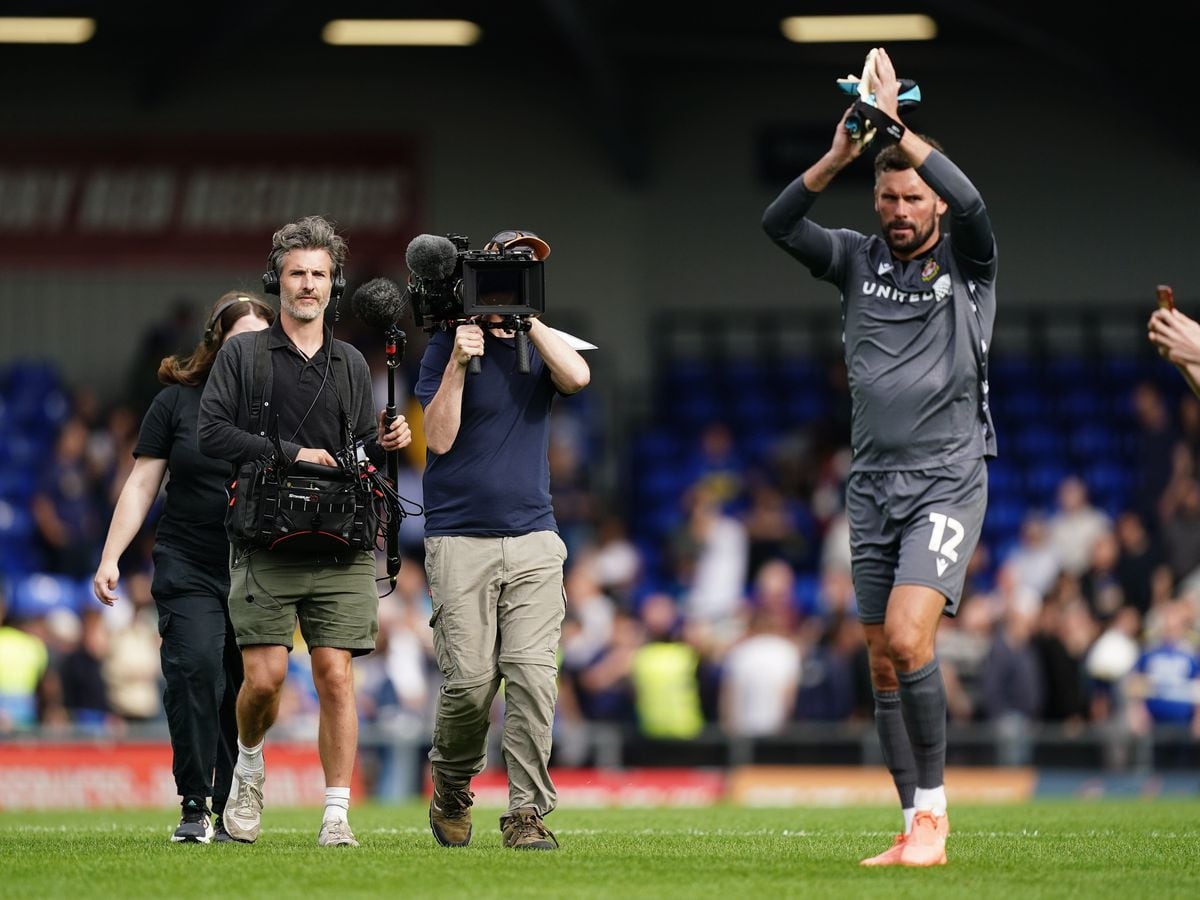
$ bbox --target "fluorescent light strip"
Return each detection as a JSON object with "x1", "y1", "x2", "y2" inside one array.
[
  {"x1": 323, "y1": 19, "x2": 481, "y2": 47},
  {"x1": 0, "y1": 17, "x2": 95, "y2": 44},
  {"x1": 781, "y1": 15, "x2": 937, "y2": 44}
]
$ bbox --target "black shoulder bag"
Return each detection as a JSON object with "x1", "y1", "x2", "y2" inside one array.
[{"x1": 224, "y1": 330, "x2": 382, "y2": 554}]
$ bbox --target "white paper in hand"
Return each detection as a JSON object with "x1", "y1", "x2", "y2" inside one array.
[{"x1": 548, "y1": 327, "x2": 598, "y2": 351}]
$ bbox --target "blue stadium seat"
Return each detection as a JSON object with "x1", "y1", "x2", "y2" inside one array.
[
  {"x1": 987, "y1": 461, "x2": 1022, "y2": 497},
  {"x1": 989, "y1": 355, "x2": 1037, "y2": 388},
  {"x1": 1069, "y1": 425, "x2": 1119, "y2": 460},
  {"x1": 1012, "y1": 426, "x2": 1065, "y2": 461},
  {"x1": 1056, "y1": 388, "x2": 1104, "y2": 422},
  {"x1": 1025, "y1": 462, "x2": 1070, "y2": 505},
  {"x1": 8, "y1": 572, "x2": 85, "y2": 619},
  {"x1": 729, "y1": 394, "x2": 777, "y2": 431},
  {"x1": 777, "y1": 359, "x2": 824, "y2": 391},
  {"x1": 1084, "y1": 462, "x2": 1132, "y2": 514}
]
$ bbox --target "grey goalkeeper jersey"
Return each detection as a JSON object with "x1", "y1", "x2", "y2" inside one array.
[{"x1": 763, "y1": 150, "x2": 998, "y2": 472}]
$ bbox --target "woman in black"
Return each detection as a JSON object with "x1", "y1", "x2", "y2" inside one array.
[{"x1": 93, "y1": 291, "x2": 275, "y2": 843}]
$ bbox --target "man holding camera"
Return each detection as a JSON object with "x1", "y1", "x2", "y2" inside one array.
[
  {"x1": 418, "y1": 229, "x2": 590, "y2": 851},
  {"x1": 199, "y1": 214, "x2": 411, "y2": 848},
  {"x1": 763, "y1": 48, "x2": 998, "y2": 867}
]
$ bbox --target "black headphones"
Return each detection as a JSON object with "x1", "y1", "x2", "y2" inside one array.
[
  {"x1": 262, "y1": 254, "x2": 346, "y2": 304},
  {"x1": 204, "y1": 295, "x2": 254, "y2": 346}
]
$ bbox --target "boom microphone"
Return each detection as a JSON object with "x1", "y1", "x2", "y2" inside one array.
[
  {"x1": 405, "y1": 233, "x2": 459, "y2": 280},
  {"x1": 351, "y1": 277, "x2": 407, "y2": 330}
]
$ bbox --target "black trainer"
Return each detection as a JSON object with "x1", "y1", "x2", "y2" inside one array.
[
  {"x1": 212, "y1": 816, "x2": 235, "y2": 843},
  {"x1": 172, "y1": 797, "x2": 215, "y2": 844}
]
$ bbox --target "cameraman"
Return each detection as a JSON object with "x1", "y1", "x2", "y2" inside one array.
[
  {"x1": 418, "y1": 229, "x2": 590, "y2": 851},
  {"x1": 198, "y1": 215, "x2": 411, "y2": 848}
]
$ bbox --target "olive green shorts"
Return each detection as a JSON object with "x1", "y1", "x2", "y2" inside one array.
[{"x1": 227, "y1": 548, "x2": 379, "y2": 656}]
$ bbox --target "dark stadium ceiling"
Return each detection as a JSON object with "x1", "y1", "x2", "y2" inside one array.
[{"x1": 4, "y1": 2, "x2": 1197, "y2": 173}]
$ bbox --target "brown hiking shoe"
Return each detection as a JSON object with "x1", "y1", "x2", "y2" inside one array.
[
  {"x1": 500, "y1": 807, "x2": 559, "y2": 850},
  {"x1": 429, "y1": 771, "x2": 474, "y2": 847}
]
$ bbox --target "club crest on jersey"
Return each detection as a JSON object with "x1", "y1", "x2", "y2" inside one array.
[{"x1": 921, "y1": 258, "x2": 940, "y2": 281}]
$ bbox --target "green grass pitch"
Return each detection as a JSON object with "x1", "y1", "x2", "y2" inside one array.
[{"x1": 2, "y1": 799, "x2": 1198, "y2": 899}]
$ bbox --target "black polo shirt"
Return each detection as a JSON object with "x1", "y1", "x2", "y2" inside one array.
[{"x1": 199, "y1": 318, "x2": 381, "y2": 467}]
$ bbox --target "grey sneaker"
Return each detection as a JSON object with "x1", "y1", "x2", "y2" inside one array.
[
  {"x1": 500, "y1": 807, "x2": 558, "y2": 850},
  {"x1": 223, "y1": 766, "x2": 264, "y2": 843},
  {"x1": 317, "y1": 818, "x2": 359, "y2": 848},
  {"x1": 171, "y1": 798, "x2": 214, "y2": 844},
  {"x1": 429, "y1": 770, "x2": 474, "y2": 847}
]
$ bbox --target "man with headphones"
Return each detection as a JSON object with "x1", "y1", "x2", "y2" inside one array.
[
  {"x1": 418, "y1": 229, "x2": 591, "y2": 851},
  {"x1": 199, "y1": 214, "x2": 411, "y2": 848}
]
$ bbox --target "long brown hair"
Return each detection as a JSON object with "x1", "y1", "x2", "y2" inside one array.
[{"x1": 157, "y1": 291, "x2": 276, "y2": 386}]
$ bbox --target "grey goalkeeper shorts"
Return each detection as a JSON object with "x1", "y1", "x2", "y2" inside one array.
[{"x1": 846, "y1": 457, "x2": 988, "y2": 625}]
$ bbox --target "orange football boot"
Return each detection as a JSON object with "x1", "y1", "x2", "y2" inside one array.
[
  {"x1": 898, "y1": 810, "x2": 949, "y2": 866},
  {"x1": 859, "y1": 832, "x2": 907, "y2": 866}
]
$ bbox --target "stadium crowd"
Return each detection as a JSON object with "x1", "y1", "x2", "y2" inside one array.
[{"x1": 2, "y1": 310, "x2": 1199, "y2": 791}]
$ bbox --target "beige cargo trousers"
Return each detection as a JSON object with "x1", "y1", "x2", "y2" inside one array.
[{"x1": 424, "y1": 531, "x2": 568, "y2": 815}]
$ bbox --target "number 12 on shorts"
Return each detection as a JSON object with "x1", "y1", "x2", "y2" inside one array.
[{"x1": 927, "y1": 512, "x2": 964, "y2": 576}]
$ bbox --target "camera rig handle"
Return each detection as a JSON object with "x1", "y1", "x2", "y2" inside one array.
[
  {"x1": 384, "y1": 323, "x2": 406, "y2": 585},
  {"x1": 460, "y1": 315, "x2": 534, "y2": 375}
]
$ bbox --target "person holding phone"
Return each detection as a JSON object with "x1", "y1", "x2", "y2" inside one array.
[{"x1": 1148, "y1": 287, "x2": 1200, "y2": 396}]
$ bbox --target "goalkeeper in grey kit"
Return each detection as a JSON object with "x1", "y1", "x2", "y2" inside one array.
[{"x1": 763, "y1": 47, "x2": 997, "y2": 867}]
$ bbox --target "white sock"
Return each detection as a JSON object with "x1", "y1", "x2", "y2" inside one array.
[
  {"x1": 913, "y1": 785, "x2": 947, "y2": 817},
  {"x1": 903, "y1": 807, "x2": 916, "y2": 834},
  {"x1": 237, "y1": 738, "x2": 264, "y2": 775},
  {"x1": 324, "y1": 787, "x2": 351, "y2": 824}
]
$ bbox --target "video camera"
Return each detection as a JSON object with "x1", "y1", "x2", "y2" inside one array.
[{"x1": 406, "y1": 233, "x2": 546, "y2": 332}]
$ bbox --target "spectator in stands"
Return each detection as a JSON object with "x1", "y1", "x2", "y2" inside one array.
[
  {"x1": 0, "y1": 590, "x2": 50, "y2": 734},
  {"x1": 354, "y1": 559, "x2": 434, "y2": 800},
  {"x1": 682, "y1": 421, "x2": 747, "y2": 510},
  {"x1": 101, "y1": 572, "x2": 162, "y2": 723},
  {"x1": 935, "y1": 589, "x2": 999, "y2": 722},
  {"x1": 672, "y1": 482, "x2": 749, "y2": 633},
  {"x1": 589, "y1": 514, "x2": 642, "y2": 610},
  {"x1": 92, "y1": 291, "x2": 275, "y2": 844},
  {"x1": 1114, "y1": 511, "x2": 1165, "y2": 616},
  {"x1": 794, "y1": 613, "x2": 865, "y2": 722},
  {"x1": 568, "y1": 610, "x2": 640, "y2": 724},
  {"x1": 58, "y1": 606, "x2": 113, "y2": 732},
  {"x1": 742, "y1": 478, "x2": 816, "y2": 578},
  {"x1": 720, "y1": 606, "x2": 801, "y2": 736},
  {"x1": 979, "y1": 599, "x2": 1044, "y2": 763},
  {"x1": 1084, "y1": 604, "x2": 1142, "y2": 723},
  {"x1": 31, "y1": 416, "x2": 103, "y2": 578},
  {"x1": 763, "y1": 46, "x2": 998, "y2": 866},
  {"x1": 1159, "y1": 476, "x2": 1200, "y2": 583},
  {"x1": 630, "y1": 592, "x2": 704, "y2": 740},
  {"x1": 1080, "y1": 530, "x2": 1126, "y2": 620},
  {"x1": 1031, "y1": 597, "x2": 1092, "y2": 724},
  {"x1": 1127, "y1": 599, "x2": 1200, "y2": 758},
  {"x1": 560, "y1": 553, "x2": 616, "y2": 672},
  {"x1": 548, "y1": 407, "x2": 599, "y2": 556},
  {"x1": 1004, "y1": 512, "x2": 1060, "y2": 601},
  {"x1": 1129, "y1": 381, "x2": 1178, "y2": 534},
  {"x1": 1047, "y1": 476, "x2": 1112, "y2": 578}
]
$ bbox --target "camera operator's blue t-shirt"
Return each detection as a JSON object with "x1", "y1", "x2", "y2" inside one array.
[{"x1": 416, "y1": 328, "x2": 559, "y2": 536}]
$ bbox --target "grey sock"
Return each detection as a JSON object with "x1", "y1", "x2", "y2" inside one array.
[
  {"x1": 897, "y1": 658, "x2": 947, "y2": 789},
  {"x1": 873, "y1": 689, "x2": 917, "y2": 810}
]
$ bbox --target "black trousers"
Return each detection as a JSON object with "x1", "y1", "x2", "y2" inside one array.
[{"x1": 154, "y1": 550, "x2": 241, "y2": 814}]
